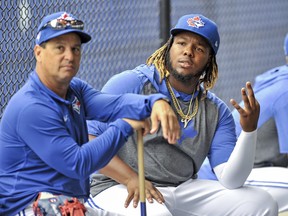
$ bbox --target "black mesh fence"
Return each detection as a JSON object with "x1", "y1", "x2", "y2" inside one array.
[{"x1": 1, "y1": 0, "x2": 288, "y2": 119}]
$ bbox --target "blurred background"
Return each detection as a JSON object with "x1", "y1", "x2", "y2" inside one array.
[{"x1": 1, "y1": 0, "x2": 288, "y2": 119}]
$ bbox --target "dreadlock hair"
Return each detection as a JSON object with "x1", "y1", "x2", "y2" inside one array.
[
  {"x1": 146, "y1": 36, "x2": 219, "y2": 97},
  {"x1": 146, "y1": 38, "x2": 172, "y2": 82}
]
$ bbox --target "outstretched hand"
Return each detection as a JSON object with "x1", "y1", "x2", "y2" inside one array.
[{"x1": 230, "y1": 82, "x2": 260, "y2": 132}]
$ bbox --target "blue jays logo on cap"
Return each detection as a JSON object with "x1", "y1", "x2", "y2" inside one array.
[
  {"x1": 170, "y1": 14, "x2": 220, "y2": 54},
  {"x1": 59, "y1": 12, "x2": 72, "y2": 20},
  {"x1": 187, "y1": 16, "x2": 205, "y2": 29}
]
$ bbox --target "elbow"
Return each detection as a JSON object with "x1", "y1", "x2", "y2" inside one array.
[
  {"x1": 220, "y1": 181, "x2": 243, "y2": 190},
  {"x1": 218, "y1": 177, "x2": 245, "y2": 189}
]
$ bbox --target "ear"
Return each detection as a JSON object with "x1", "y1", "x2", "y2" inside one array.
[
  {"x1": 34, "y1": 45, "x2": 42, "y2": 62},
  {"x1": 207, "y1": 53, "x2": 213, "y2": 64},
  {"x1": 204, "y1": 54, "x2": 212, "y2": 71}
]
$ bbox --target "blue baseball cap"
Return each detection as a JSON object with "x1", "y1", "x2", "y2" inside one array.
[
  {"x1": 36, "y1": 11, "x2": 91, "y2": 45},
  {"x1": 170, "y1": 14, "x2": 220, "y2": 54},
  {"x1": 284, "y1": 33, "x2": 288, "y2": 56}
]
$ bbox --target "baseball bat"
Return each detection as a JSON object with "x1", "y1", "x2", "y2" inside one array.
[{"x1": 137, "y1": 129, "x2": 147, "y2": 216}]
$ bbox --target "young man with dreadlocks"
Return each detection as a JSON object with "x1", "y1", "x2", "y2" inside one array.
[{"x1": 87, "y1": 14, "x2": 278, "y2": 215}]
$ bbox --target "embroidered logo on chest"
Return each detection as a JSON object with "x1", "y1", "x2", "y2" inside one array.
[{"x1": 72, "y1": 96, "x2": 81, "y2": 114}]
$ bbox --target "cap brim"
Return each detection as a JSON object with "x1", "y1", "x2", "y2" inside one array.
[{"x1": 37, "y1": 28, "x2": 91, "y2": 45}]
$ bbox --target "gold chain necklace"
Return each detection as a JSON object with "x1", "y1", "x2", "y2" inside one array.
[{"x1": 165, "y1": 79, "x2": 198, "y2": 128}]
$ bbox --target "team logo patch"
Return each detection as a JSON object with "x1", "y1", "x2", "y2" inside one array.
[
  {"x1": 59, "y1": 12, "x2": 74, "y2": 21},
  {"x1": 72, "y1": 96, "x2": 81, "y2": 114},
  {"x1": 187, "y1": 16, "x2": 205, "y2": 28}
]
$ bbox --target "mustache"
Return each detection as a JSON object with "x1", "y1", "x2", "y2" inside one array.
[
  {"x1": 165, "y1": 56, "x2": 200, "y2": 83},
  {"x1": 178, "y1": 58, "x2": 193, "y2": 65}
]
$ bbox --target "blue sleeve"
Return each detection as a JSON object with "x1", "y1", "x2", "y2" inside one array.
[
  {"x1": 102, "y1": 70, "x2": 144, "y2": 94},
  {"x1": 208, "y1": 102, "x2": 236, "y2": 168},
  {"x1": 79, "y1": 79, "x2": 164, "y2": 121},
  {"x1": 17, "y1": 102, "x2": 134, "y2": 179},
  {"x1": 273, "y1": 92, "x2": 288, "y2": 152},
  {"x1": 87, "y1": 120, "x2": 109, "y2": 136},
  {"x1": 87, "y1": 71, "x2": 146, "y2": 136}
]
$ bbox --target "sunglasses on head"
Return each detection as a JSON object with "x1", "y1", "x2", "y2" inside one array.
[{"x1": 39, "y1": 18, "x2": 84, "y2": 32}]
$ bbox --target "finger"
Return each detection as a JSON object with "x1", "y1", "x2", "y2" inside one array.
[
  {"x1": 151, "y1": 114, "x2": 169, "y2": 140},
  {"x1": 160, "y1": 114, "x2": 169, "y2": 140},
  {"x1": 167, "y1": 115, "x2": 177, "y2": 144},
  {"x1": 133, "y1": 191, "x2": 139, "y2": 208},
  {"x1": 245, "y1": 82, "x2": 256, "y2": 108},
  {"x1": 172, "y1": 116, "x2": 180, "y2": 143},
  {"x1": 241, "y1": 87, "x2": 251, "y2": 111},
  {"x1": 230, "y1": 99, "x2": 245, "y2": 116},
  {"x1": 142, "y1": 119, "x2": 150, "y2": 136},
  {"x1": 145, "y1": 190, "x2": 154, "y2": 204},
  {"x1": 162, "y1": 109, "x2": 180, "y2": 144},
  {"x1": 166, "y1": 119, "x2": 174, "y2": 144},
  {"x1": 124, "y1": 192, "x2": 134, "y2": 208},
  {"x1": 149, "y1": 188, "x2": 165, "y2": 204},
  {"x1": 149, "y1": 111, "x2": 160, "y2": 135}
]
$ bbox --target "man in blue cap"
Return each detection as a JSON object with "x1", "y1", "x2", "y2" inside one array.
[
  {"x1": 87, "y1": 14, "x2": 278, "y2": 215},
  {"x1": 0, "y1": 11, "x2": 181, "y2": 215}
]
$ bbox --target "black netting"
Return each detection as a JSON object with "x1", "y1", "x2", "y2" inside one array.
[
  {"x1": 170, "y1": 0, "x2": 288, "y2": 107},
  {"x1": 1, "y1": 0, "x2": 288, "y2": 119}
]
